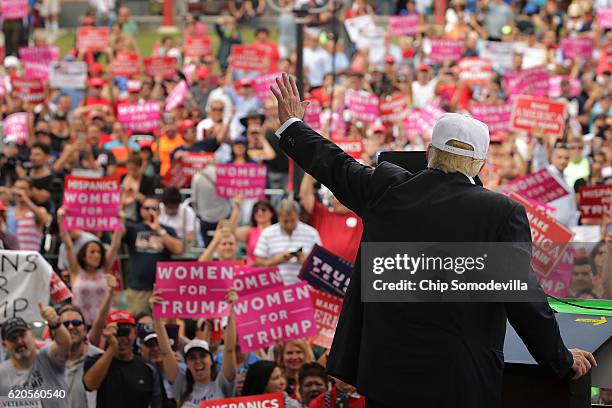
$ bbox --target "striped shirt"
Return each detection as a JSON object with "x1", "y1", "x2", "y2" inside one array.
[
  {"x1": 254, "y1": 222, "x2": 321, "y2": 284},
  {"x1": 17, "y1": 210, "x2": 42, "y2": 252}
]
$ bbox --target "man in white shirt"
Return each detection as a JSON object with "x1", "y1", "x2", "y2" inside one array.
[
  {"x1": 411, "y1": 64, "x2": 437, "y2": 108},
  {"x1": 547, "y1": 143, "x2": 579, "y2": 227},
  {"x1": 254, "y1": 199, "x2": 321, "y2": 284}
]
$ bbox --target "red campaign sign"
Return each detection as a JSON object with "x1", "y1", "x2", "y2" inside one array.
[
  {"x1": 379, "y1": 94, "x2": 409, "y2": 124},
  {"x1": 230, "y1": 45, "x2": 268, "y2": 72},
  {"x1": 108, "y1": 258, "x2": 124, "y2": 293},
  {"x1": 12, "y1": 77, "x2": 45, "y2": 104},
  {"x1": 77, "y1": 27, "x2": 110, "y2": 51},
  {"x1": 458, "y1": 58, "x2": 493, "y2": 85},
  {"x1": 304, "y1": 99, "x2": 322, "y2": 132},
  {"x1": 429, "y1": 38, "x2": 464, "y2": 63},
  {"x1": 184, "y1": 36, "x2": 212, "y2": 58},
  {"x1": 200, "y1": 392, "x2": 285, "y2": 408},
  {"x1": 469, "y1": 103, "x2": 512, "y2": 133},
  {"x1": 503, "y1": 168, "x2": 569, "y2": 204},
  {"x1": 387, "y1": 14, "x2": 419, "y2": 36},
  {"x1": 560, "y1": 38, "x2": 593, "y2": 60},
  {"x1": 597, "y1": 42, "x2": 612, "y2": 76},
  {"x1": 162, "y1": 152, "x2": 215, "y2": 187},
  {"x1": 508, "y1": 192, "x2": 573, "y2": 276},
  {"x1": 110, "y1": 52, "x2": 141, "y2": 77},
  {"x1": 332, "y1": 138, "x2": 364, "y2": 160},
  {"x1": 511, "y1": 95, "x2": 565, "y2": 137},
  {"x1": 578, "y1": 185, "x2": 612, "y2": 222},
  {"x1": 49, "y1": 272, "x2": 72, "y2": 303},
  {"x1": 144, "y1": 56, "x2": 177, "y2": 79},
  {"x1": 310, "y1": 287, "x2": 342, "y2": 350}
]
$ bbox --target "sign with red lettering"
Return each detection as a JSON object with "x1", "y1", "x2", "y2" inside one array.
[
  {"x1": 310, "y1": 288, "x2": 342, "y2": 349},
  {"x1": 233, "y1": 282, "x2": 318, "y2": 352},
  {"x1": 508, "y1": 192, "x2": 573, "y2": 276},
  {"x1": 110, "y1": 52, "x2": 141, "y2": 77},
  {"x1": 331, "y1": 138, "x2": 364, "y2": 160},
  {"x1": 200, "y1": 392, "x2": 285, "y2": 408},
  {"x1": 164, "y1": 152, "x2": 216, "y2": 189},
  {"x1": 184, "y1": 36, "x2": 212, "y2": 58},
  {"x1": 62, "y1": 176, "x2": 121, "y2": 231},
  {"x1": 230, "y1": 45, "x2": 268, "y2": 72},
  {"x1": 143, "y1": 56, "x2": 177, "y2": 79},
  {"x1": 458, "y1": 58, "x2": 493, "y2": 84},
  {"x1": 511, "y1": 95, "x2": 565, "y2": 137},
  {"x1": 503, "y1": 169, "x2": 569, "y2": 203},
  {"x1": 77, "y1": 27, "x2": 110, "y2": 51},
  {"x1": 578, "y1": 185, "x2": 612, "y2": 222}
]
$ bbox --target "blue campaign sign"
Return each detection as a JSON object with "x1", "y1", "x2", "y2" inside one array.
[{"x1": 299, "y1": 244, "x2": 353, "y2": 298}]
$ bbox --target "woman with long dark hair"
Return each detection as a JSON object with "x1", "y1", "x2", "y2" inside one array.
[
  {"x1": 228, "y1": 197, "x2": 278, "y2": 264},
  {"x1": 242, "y1": 360, "x2": 302, "y2": 408}
]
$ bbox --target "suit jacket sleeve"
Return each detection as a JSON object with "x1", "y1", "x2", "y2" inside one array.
[
  {"x1": 502, "y1": 203, "x2": 574, "y2": 380},
  {"x1": 278, "y1": 121, "x2": 374, "y2": 216}
]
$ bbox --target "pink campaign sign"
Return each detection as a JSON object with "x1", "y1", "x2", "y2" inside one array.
[
  {"x1": 1, "y1": 0, "x2": 28, "y2": 20},
  {"x1": 19, "y1": 46, "x2": 59, "y2": 63},
  {"x1": 62, "y1": 176, "x2": 121, "y2": 231},
  {"x1": 469, "y1": 103, "x2": 512, "y2": 133},
  {"x1": 24, "y1": 61, "x2": 50, "y2": 82},
  {"x1": 505, "y1": 66, "x2": 549, "y2": 97},
  {"x1": 560, "y1": 38, "x2": 593, "y2": 60},
  {"x1": 429, "y1": 38, "x2": 464, "y2": 63},
  {"x1": 537, "y1": 246, "x2": 574, "y2": 298},
  {"x1": 345, "y1": 89, "x2": 379, "y2": 123},
  {"x1": 165, "y1": 80, "x2": 188, "y2": 112},
  {"x1": 216, "y1": 163, "x2": 267, "y2": 199},
  {"x1": 153, "y1": 262, "x2": 235, "y2": 319},
  {"x1": 233, "y1": 266, "x2": 285, "y2": 297},
  {"x1": 548, "y1": 76, "x2": 581, "y2": 98},
  {"x1": 117, "y1": 101, "x2": 161, "y2": 132},
  {"x1": 503, "y1": 169, "x2": 569, "y2": 203},
  {"x1": 3, "y1": 112, "x2": 28, "y2": 144},
  {"x1": 234, "y1": 282, "x2": 318, "y2": 352},
  {"x1": 388, "y1": 15, "x2": 418, "y2": 36},
  {"x1": 598, "y1": 8, "x2": 612, "y2": 29},
  {"x1": 304, "y1": 99, "x2": 322, "y2": 132},
  {"x1": 254, "y1": 72, "x2": 281, "y2": 101}
]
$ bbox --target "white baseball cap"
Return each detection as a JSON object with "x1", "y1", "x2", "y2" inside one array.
[
  {"x1": 184, "y1": 339, "x2": 211, "y2": 355},
  {"x1": 431, "y1": 113, "x2": 489, "y2": 160}
]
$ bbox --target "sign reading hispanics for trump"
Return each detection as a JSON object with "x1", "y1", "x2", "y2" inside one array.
[
  {"x1": 216, "y1": 163, "x2": 267, "y2": 199},
  {"x1": 503, "y1": 169, "x2": 569, "y2": 203},
  {"x1": 153, "y1": 262, "x2": 235, "y2": 319},
  {"x1": 310, "y1": 288, "x2": 342, "y2": 350},
  {"x1": 509, "y1": 192, "x2": 574, "y2": 276},
  {"x1": 299, "y1": 244, "x2": 353, "y2": 298},
  {"x1": 62, "y1": 176, "x2": 121, "y2": 231},
  {"x1": 332, "y1": 138, "x2": 364, "y2": 160},
  {"x1": 199, "y1": 392, "x2": 285, "y2": 408},
  {"x1": 510, "y1": 95, "x2": 566, "y2": 137},
  {"x1": 234, "y1": 282, "x2": 317, "y2": 352},
  {"x1": 578, "y1": 185, "x2": 612, "y2": 222}
]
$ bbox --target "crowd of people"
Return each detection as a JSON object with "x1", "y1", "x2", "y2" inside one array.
[{"x1": 0, "y1": 0, "x2": 611, "y2": 406}]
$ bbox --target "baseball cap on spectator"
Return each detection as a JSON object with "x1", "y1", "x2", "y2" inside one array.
[
  {"x1": 417, "y1": 64, "x2": 431, "y2": 72},
  {"x1": 235, "y1": 78, "x2": 254, "y2": 89},
  {"x1": 0, "y1": 200, "x2": 7, "y2": 212},
  {"x1": 184, "y1": 339, "x2": 212, "y2": 357},
  {"x1": 4, "y1": 56, "x2": 19, "y2": 69},
  {"x1": 127, "y1": 80, "x2": 142, "y2": 93},
  {"x1": 82, "y1": 16, "x2": 95, "y2": 26},
  {"x1": 89, "y1": 63, "x2": 104, "y2": 74},
  {"x1": 1, "y1": 317, "x2": 29, "y2": 340},
  {"x1": 107, "y1": 310, "x2": 136, "y2": 326},
  {"x1": 239, "y1": 109, "x2": 265, "y2": 127},
  {"x1": 143, "y1": 331, "x2": 158, "y2": 343},
  {"x1": 371, "y1": 123, "x2": 387, "y2": 134},
  {"x1": 431, "y1": 113, "x2": 489, "y2": 160},
  {"x1": 384, "y1": 55, "x2": 395, "y2": 64},
  {"x1": 89, "y1": 77, "x2": 106, "y2": 88},
  {"x1": 88, "y1": 111, "x2": 104, "y2": 121},
  {"x1": 179, "y1": 119, "x2": 195, "y2": 132},
  {"x1": 196, "y1": 66, "x2": 209, "y2": 80},
  {"x1": 490, "y1": 132, "x2": 504, "y2": 144},
  {"x1": 234, "y1": 136, "x2": 248, "y2": 145}
]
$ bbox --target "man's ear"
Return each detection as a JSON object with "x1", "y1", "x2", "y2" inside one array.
[{"x1": 425, "y1": 144, "x2": 432, "y2": 164}]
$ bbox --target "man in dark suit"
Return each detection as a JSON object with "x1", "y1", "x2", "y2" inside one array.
[{"x1": 270, "y1": 74, "x2": 596, "y2": 407}]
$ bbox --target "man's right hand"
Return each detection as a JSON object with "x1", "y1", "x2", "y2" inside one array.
[
  {"x1": 569, "y1": 348, "x2": 597, "y2": 379},
  {"x1": 103, "y1": 324, "x2": 119, "y2": 351}
]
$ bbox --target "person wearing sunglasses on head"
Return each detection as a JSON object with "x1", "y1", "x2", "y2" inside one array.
[{"x1": 120, "y1": 195, "x2": 183, "y2": 317}]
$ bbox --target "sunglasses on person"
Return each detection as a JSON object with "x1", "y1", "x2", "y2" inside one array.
[
  {"x1": 142, "y1": 206, "x2": 159, "y2": 212},
  {"x1": 62, "y1": 320, "x2": 84, "y2": 328}
]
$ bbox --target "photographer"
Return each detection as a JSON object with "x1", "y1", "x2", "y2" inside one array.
[{"x1": 82, "y1": 310, "x2": 163, "y2": 408}]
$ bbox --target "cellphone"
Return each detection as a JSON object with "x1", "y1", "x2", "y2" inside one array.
[{"x1": 290, "y1": 248, "x2": 303, "y2": 256}]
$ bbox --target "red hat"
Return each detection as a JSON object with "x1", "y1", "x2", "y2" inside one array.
[
  {"x1": 196, "y1": 66, "x2": 209, "y2": 80},
  {"x1": 89, "y1": 63, "x2": 104, "y2": 74},
  {"x1": 384, "y1": 55, "x2": 395, "y2": 64},
  {"x1": 107, "y1": 310, "x2": 136, "y2": 326},
  {"x1": 417, "y1": 64, "x2": 431, "y2": 72},
  {"x1": 235, "y1": 78, "x2": 254, "y2": 89},
  {"x1": 371, "y1": 123, "x2": 387, "y2": 133},
  {"x1": 87, "y1": 110, "x2": 104, "y2": 121},
  {"x1": 89, "y1": 77, "x2": 106, "y2": 88},
  {"x1": 179, "y1": 119, "x2": 195, "y2": 132},
  {"x1": 0, "y1": 200, "x2": 6, "y2": 212},
  {"x1": 490, "y1": 132, "x2": 504, "y2": 143},
  {"x1": 82, "y1": 16, "x2": 95, "y2": 26}
]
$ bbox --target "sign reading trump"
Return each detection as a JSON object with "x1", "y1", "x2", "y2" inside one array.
[
  {"x1": 62, "y1": 176, "x2": 121, "y2": 231},
  {"x1": 216, "y1": 164, "x2": 267, "y2": 199}
]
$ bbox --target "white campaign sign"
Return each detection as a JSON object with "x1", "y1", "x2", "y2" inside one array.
[
  {"x1": 0, "y1": 250, "x2": 52, "y2": 324},
  {"x1": 49, "y1": 61, "x2": 87, "y2": 89}
]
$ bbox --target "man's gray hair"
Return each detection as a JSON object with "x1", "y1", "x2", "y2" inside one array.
[
  {"x1": 278, "y1": 199, "x2": 301, "y2": 216},
  {"x1": 428, "y1": 140, "x2": 484, "y2": 177}
]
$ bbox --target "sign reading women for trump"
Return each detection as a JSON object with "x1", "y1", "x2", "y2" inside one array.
[
  {"x1": 503, "y1": 169, "x2": 569, "y2": 203},
  {"x1": 62, "y1": 176, "x2": 121, "y2": 231},
  {"x1": 232, "y1": 266, "x2": 284, "y2": 297},
  {"x1": 234, "y1": 282, "x2": 317, "y2": 352},
  {"x1": 117, "y1": 101, "x2": 162, "y2": 132},
  {"x1": 153, "y1": 262, "x2": 235, "y2": 319},
  {"x1": 216, "y1": 164, "x2": 267, "y2": 199},
  {"x1": 3, "y1": 112, "x2": 28, "y2": 144},
  {"x1": 310, "y1": 288, "x2": 342, "y2": 349},
  {"x1": 200, "y1": 392, "x2": 285, "y2": 408},
  {"x1": 299, "y1": 245, "x2": 352, "y2": 298},
  {"x1": 0, "y1": 251, "x2": 52, "y2": 324}
]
